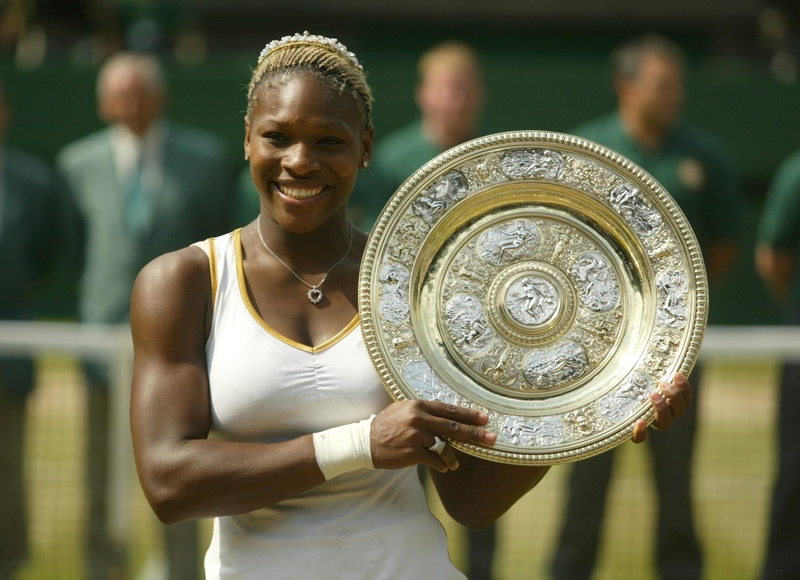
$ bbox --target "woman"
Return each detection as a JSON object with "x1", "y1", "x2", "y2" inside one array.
[{"x1": 130, "y1": 32, "x2": 692, "y2": 578}]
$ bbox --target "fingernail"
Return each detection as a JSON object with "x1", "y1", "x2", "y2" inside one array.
[
  {"x1": 651, "y1": 392, "x2": 663, "y2": 403},
  {"x1": 484, "y1": 431, "x2": 497, "y2": 444},
  {"x1": 478, "y1": 412, "x2": 489, "y2": 423}
]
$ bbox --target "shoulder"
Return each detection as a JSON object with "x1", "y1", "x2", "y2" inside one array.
[
  {"x1": 768, "y1": 149, "x2": 800, "y2": 196},
  {"x1": 774, "y1": 149, "x2": 800, "y2": 180},
  {"x1": 673, "y1": 124, "x2": 735, "y2": 163},
  {"x1": 56, "y1": 129, "x2": 110, "y2": 170},
  {"x1": 5, "y1": 146, "x2": 54, "y2": 190},
  {"x1": 571, "y1": 114, "x2": 618, "y2": 142},
  {"x1": 166, "y1": 123, "x2": 227, "y2": 160},
  {"x1": 135, "y1": 245, "x2": 211, "y2": 297},
  {"x1": 374, "y1": 122, "x2": 425, "y2": 158},
  {"x1": 132, "y1": 245, "x2": 213, "y2": 326}
]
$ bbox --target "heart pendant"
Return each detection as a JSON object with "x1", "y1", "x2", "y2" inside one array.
[{"x1": 307, "y1": 287, "x2": 323, "y2": 304}]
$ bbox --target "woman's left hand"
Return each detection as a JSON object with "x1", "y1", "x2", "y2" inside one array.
[{"x1": 631, "y1": 372, "x2": 692, "y2": 443}]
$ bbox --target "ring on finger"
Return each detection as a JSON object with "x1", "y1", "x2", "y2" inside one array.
[{"x1": 427, "y1": 436, "x2": 446, "y2": 455}]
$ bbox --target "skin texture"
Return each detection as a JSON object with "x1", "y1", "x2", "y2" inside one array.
[
  {"x1": 98, "y1": 62, "x2": 165, "y2": 136},
  {"x1": 130, "y1": 71, "x2": 693, "y2": 530},
  {"x1": 416, "y1": 61, "x2": 484, "y2": 151},
  {"x1": 617, "y1": 50, "x2": 735, "y2": 282},
  {"x1": 756, "y1": 243, "x2": 794, "y2": 301}
]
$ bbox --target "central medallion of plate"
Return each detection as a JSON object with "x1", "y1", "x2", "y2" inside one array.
[
  {"x1": 438, "y1": 214, "x2": 625, "y2": 398},
  {"x1": 505, "y1": 274, "x2": 560, "y2": 327}
]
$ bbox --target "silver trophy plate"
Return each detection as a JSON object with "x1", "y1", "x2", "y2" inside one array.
[{"x1": 358, "y1": 131, "x2": 706, "y2": 465}]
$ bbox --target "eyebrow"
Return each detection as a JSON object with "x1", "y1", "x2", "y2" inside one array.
[{"x1": 266, "y1": 119, "x2": 354, "y2": 131}]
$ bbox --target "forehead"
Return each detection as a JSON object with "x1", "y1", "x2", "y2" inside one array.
[
  {"x1": 102, "y1": 68, "x2": 150, "y2": 96},
  {"x1": 252, "y1": 71, "x2": 362, "y2": 128},
  {"x1": 637, "y1": 52, "x2": 683, "y2": 80}
]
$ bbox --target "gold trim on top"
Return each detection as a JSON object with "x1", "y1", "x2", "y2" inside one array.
[
  {"x1": 208, "y1": 237, "x2": 218, "y2": 309},
  {"x1": 233, "y1": 228, "x2": 360, "y2": 354}
]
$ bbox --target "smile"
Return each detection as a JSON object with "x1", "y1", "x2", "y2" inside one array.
[{"x1": 275, "y1": 183, "x2": 326, "y2": 200}]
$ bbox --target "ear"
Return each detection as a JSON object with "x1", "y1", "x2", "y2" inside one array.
[
  {"x1": 244, "y1": 115, "x2": 251, "y2": 159},
  {"x1": 360, "y1": 126, "x2": 374, "y2": 169}
]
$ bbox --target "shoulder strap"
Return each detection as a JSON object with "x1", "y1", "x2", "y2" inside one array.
[{"x1": 191, "y1": 238, "x2": 218, "y2": 307}]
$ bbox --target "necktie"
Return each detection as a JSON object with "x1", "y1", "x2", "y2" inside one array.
[{"x1": 125, "y1": 152, "x2": 150, "y2": 235}]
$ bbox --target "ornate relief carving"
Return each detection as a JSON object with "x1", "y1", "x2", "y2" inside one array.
[
  {"x1": 378, "y1": 263, "x2": 410, "y2": 324},
  {"x1": 501, "y1": 149, "x2": 565, "y2": 181},
  {"x1": 608, "y1": 183, "x2": 663, "y2": 237},
  {"x1": 500, "y1": 415, "x2": 565, "y2": 446},
  {"x1": 412, "y1": 171, "x2": 468, "y2": 223},
  {"x1": 523, "y1": 341, "x2": 589, "y2": 389},
  {"x1": 570, "y1": 252, "x2": 620, "y2": 312},
  {"x1": 478, "y1": 219, "x2": 540, "y2": 267},
  {"x1": 657, "y1": 270, "x2": 689, "y2": 328},
  {"x1": 598, "y1": 371, "x2": 655, "y2": 422}
]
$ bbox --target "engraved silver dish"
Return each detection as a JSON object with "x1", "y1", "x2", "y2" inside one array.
[{"x1": 358, "y1": 132, "x2": 706, "y2": 465}]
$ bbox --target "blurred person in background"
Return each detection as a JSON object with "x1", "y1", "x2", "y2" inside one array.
[
  {"x1": 369, "y1": 40, "x2": 485, "y2": 202},
  {"x1": 369, "y1": 41, "x2": 497, "y2": 580},
  {"x1": 755, "y1": 146, "x2": 800, "y2": 580},
  {"x1": 0, "y1": 83, "x2": 70, "y2": 580},
  {"x1": 57, "y1": 52, "x2": 234, "y2": 580},
  {"x1": 551, "y1": 33, "x2": 744, "y2": 580}
]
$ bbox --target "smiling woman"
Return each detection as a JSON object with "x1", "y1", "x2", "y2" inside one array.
[{"x1": 128, "y1": 31, "x2": 693, "y2": 580}]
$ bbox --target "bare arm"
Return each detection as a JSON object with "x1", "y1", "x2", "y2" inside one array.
[
  {"x1": 755, "y1": 243, "x2": 794, "y2": 302},
  {"x1": 130, "y1": 248, "x2": 325, "y2": 524},
  {"x1": 131, "y1": 248, "x2": 497, "y2": 524},
  {"x1": 429, "y1": 373, "x2": 692, "y2": 530}
]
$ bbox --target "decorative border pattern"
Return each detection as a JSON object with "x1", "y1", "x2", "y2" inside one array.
[{"x1": 358, "y1": 131, "x2": 707, "y2": 465}]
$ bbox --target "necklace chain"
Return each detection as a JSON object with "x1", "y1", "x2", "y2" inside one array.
[{"x1": 256, "y1": 218, "x2": 354, "y2": 304}]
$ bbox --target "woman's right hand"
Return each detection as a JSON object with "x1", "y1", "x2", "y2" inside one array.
[{"x1": 369, "y1": 400, "x2": 496, "y2": 473}]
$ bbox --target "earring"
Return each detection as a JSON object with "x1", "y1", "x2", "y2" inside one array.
[
  {"x1": 362, "y1": 160, "x2": 369, "y2": 169},
  {"x1": 245, "y1": 154, "x2": 250, "y2": 161}
]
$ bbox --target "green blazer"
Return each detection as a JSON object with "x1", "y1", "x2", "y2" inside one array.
[
  {"x1": 0, "y1": 146, "x2": 64, "y2": 396},
  {"x1": 57, "y1": 122, "x2": 234, "y2": 325}
]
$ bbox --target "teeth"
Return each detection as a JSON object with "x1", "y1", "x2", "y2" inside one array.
[{"x1": 278, "y1": 184, "x2": 325, "y2": 199}]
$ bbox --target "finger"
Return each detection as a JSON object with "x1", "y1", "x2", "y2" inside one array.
[
  {"x1": 422, "y1": 401, "x2": 489, "y2": 426},
  {"x1": 430, "y1": 416, "x2": 497, "y2": 446},
  {"x1": 424, "y1": 453, "x2": 450, "y2": 474},
  {"x1": 632, "y1": 418, "x2": 648, "y2": 443},
  {"x1": 438, "y1": 445, "x2": 460, "y2": 470},
  {"x1": 421, "y1": 434, "x2": 458, "y2": 472},
  {"x1": 660, "y1": 380, "x2": 686, "y2": 419},
  {"x1": 650, "y1": 390, "x2": 673, "y2": 431},
  {"x1": 672, "y1": 372, "x2": 692, "y2": 409}
]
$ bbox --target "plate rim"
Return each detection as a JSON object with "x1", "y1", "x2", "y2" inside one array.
[{"x1": 358, "y1": 130, "x2": 707, "y2": 465}]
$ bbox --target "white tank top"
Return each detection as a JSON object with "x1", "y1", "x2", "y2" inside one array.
[{"x1": 201, "y1": 230, "x2": 465, "y2": 580}]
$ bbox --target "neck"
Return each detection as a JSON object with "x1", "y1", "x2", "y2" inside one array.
[
  {"x1": 618, "y1": 108, "x2": 667, "y2": 152},
  {"x1": 256, "y1": 212, "x2": 354, "y2": 272},
  {"x1": 421, "y1": 118, "x2": 474, "y2": 151}
]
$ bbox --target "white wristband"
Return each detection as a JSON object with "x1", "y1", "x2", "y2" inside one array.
[{"x1": 312, "y1": 415, "x2": 376, "y2": 481}]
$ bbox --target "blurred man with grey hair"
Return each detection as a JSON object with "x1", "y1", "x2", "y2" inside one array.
[
  {"x1": 58, "y1": 52, "x2": 234, "y2": 580},
  {"x1": 551, "y1": 34, "x2": 743, "y2": 580}
]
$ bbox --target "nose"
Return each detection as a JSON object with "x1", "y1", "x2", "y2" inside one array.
[{"x1": 282, "y1": 141, "x2": 322, "y2": 175}]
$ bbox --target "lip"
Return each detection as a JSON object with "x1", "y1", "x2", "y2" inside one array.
[{"x1": 272, "y1": 181, "x2": 330, "y2": 205}]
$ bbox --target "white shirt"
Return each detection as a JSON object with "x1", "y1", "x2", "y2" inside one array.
[
  {"x1": 201, "y1": 230, "x2": 465, "y2": 580},
  {"x1": 108, "y1": 120, "x2": 165, "y2": 193}
]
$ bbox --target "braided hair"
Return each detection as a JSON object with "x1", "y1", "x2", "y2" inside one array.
[{"x1": 247, "y1": 37, "x2": 373, "y2": 131}]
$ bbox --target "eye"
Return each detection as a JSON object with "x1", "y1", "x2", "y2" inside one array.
[
  {"x1": 263, "y1": 132, "x2": 288, "y2": 143},
  {"x1": 319, "y1": 136, "x2": 345, "y2": 146}
]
